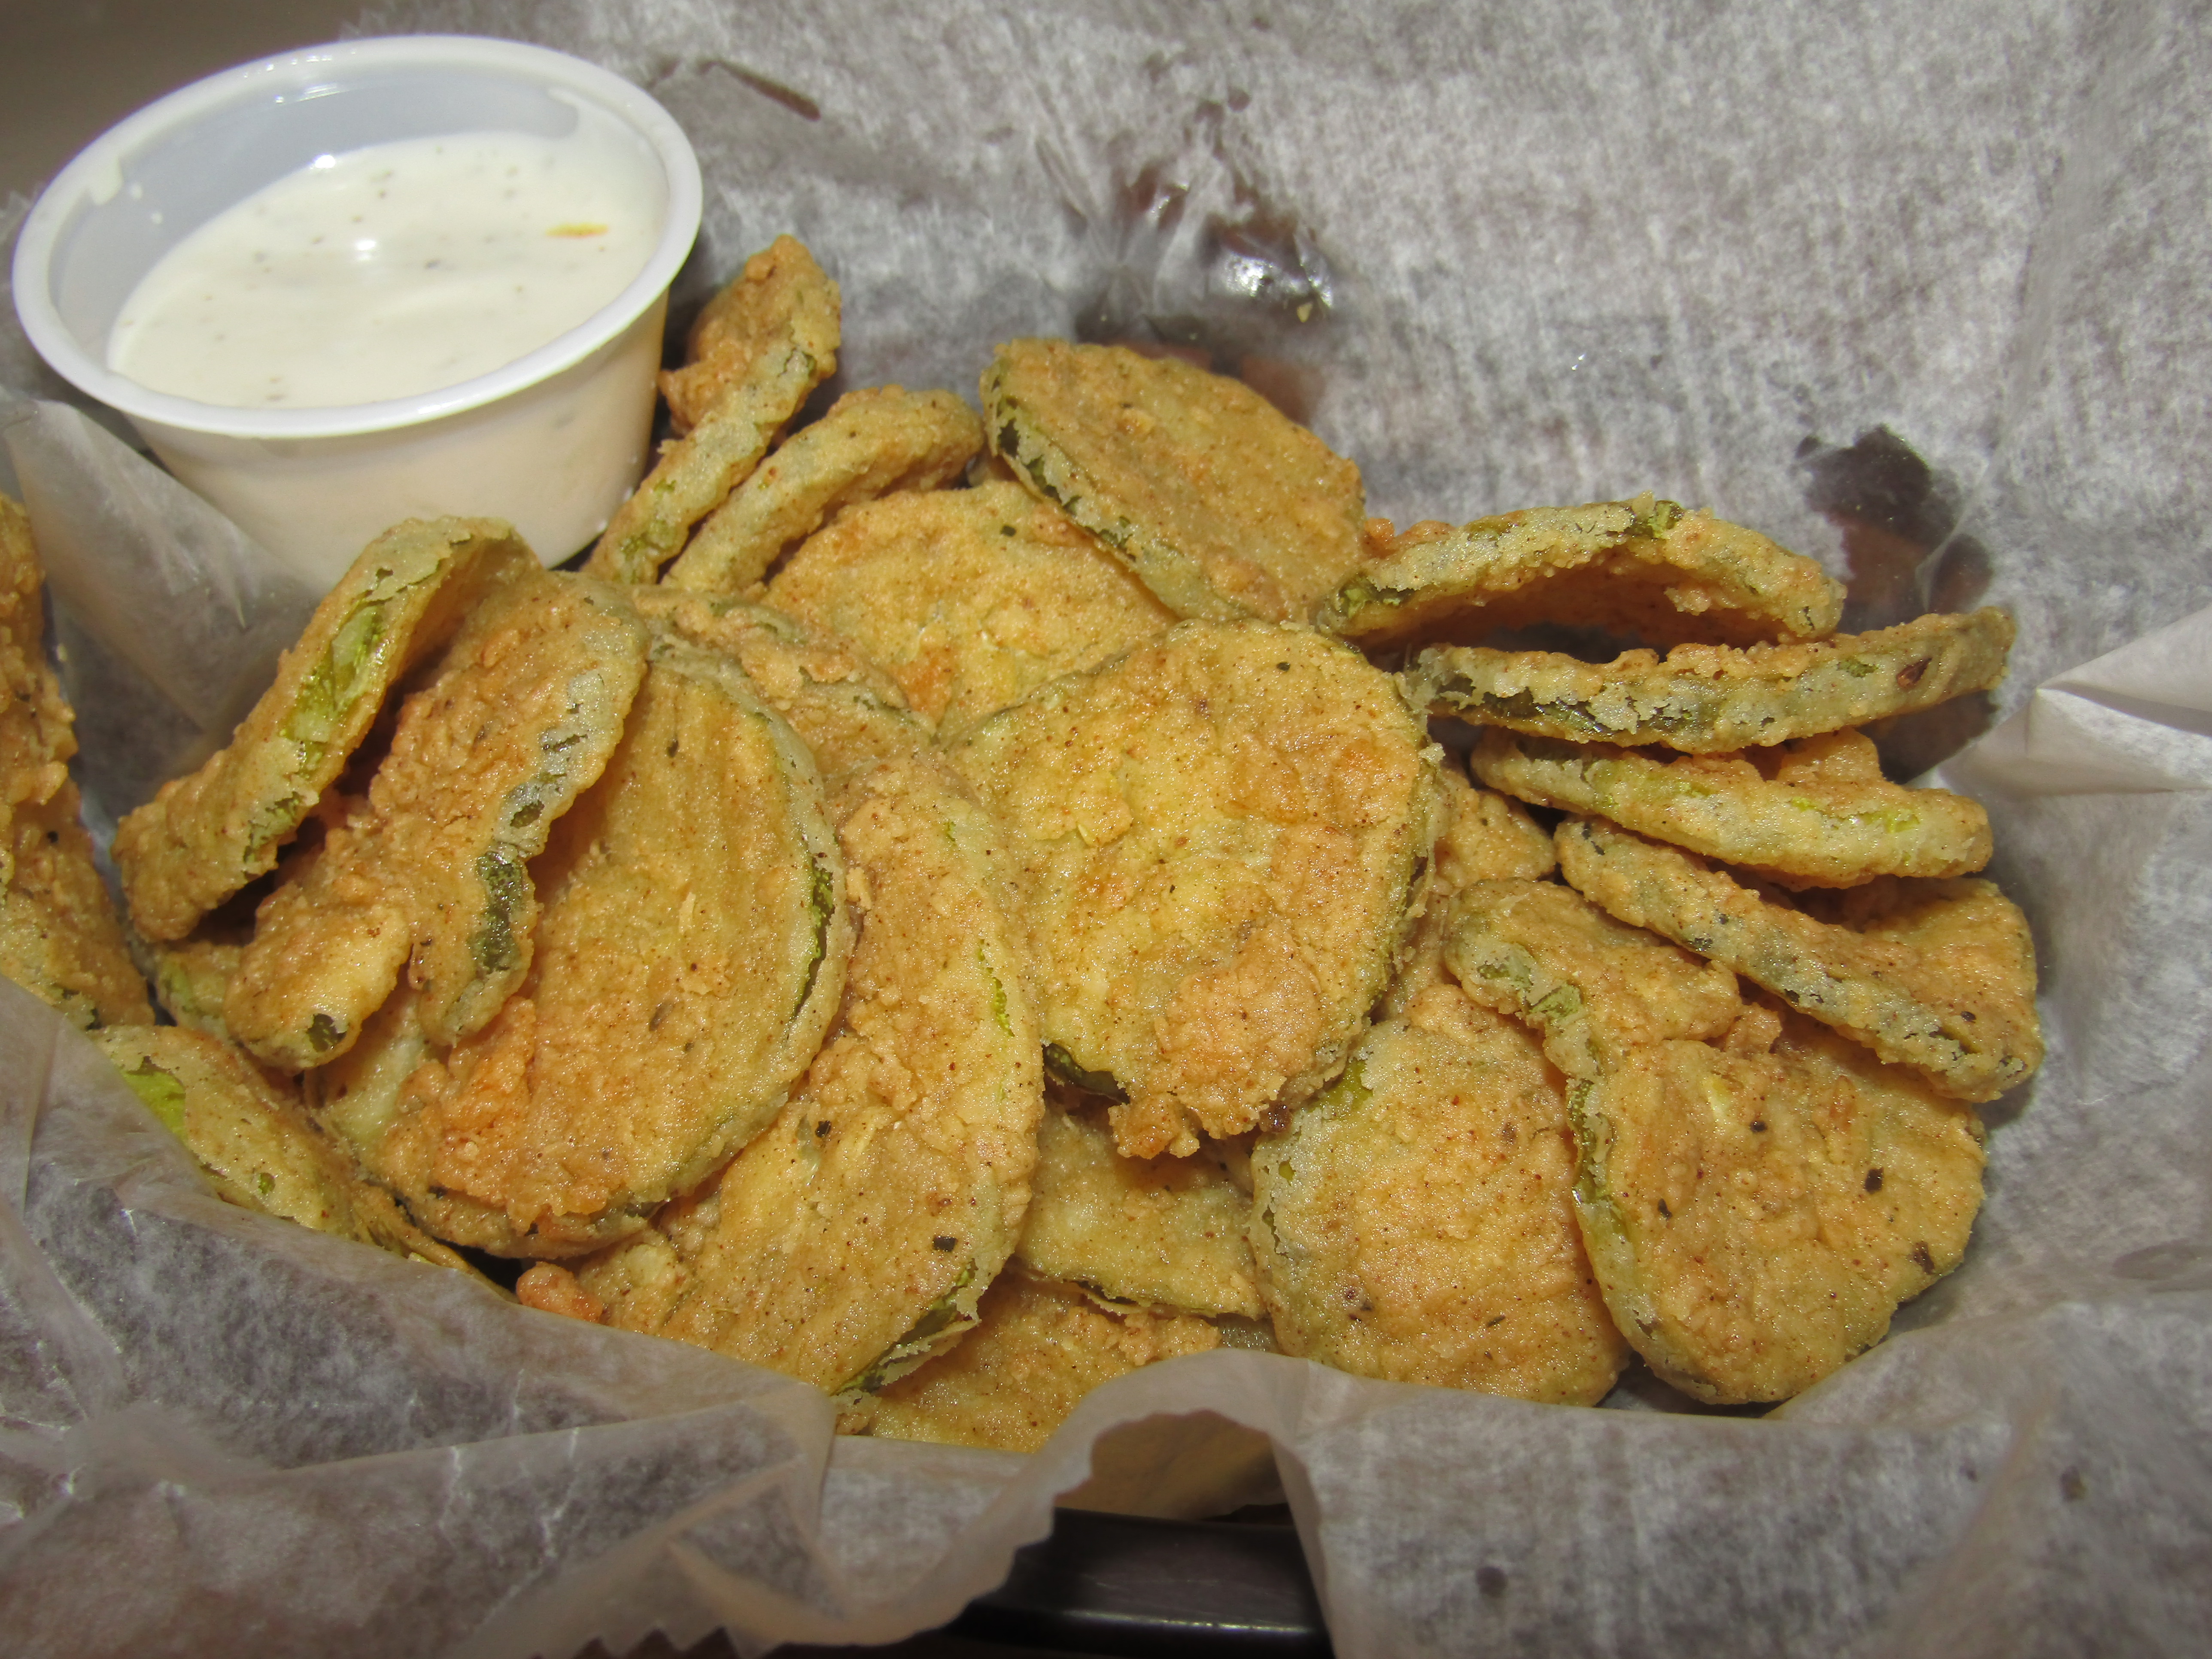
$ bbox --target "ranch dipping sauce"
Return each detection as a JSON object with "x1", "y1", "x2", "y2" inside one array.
[{"x1": 106, "y1": 106, "x2": 664, "y2": 410}]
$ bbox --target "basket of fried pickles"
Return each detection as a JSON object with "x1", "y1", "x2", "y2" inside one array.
[{"x1": 4, "y1": 231, "x2": 2038, "y2": 1445}]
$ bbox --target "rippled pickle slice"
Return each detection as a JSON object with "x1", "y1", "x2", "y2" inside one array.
[
  {"x1": 1556, "y1": 816, "x2": 2042, "y2": 1102},
  {"x1": 1323, "y1": 498, "x2": 1843, "y2": 650},
  {"x1": 849, "y1": 1266, "x2": 1221, "y2": 1453},
  {"x1": 224, "y1": 572, "x2": 649, "y2": 1070},
  {"x1": 1569, "y1": 1008, "x2": 1985, "y2": 1403},
  {"x1": 630, "y1": 587, "x2": 931, "y2": 785},
  {"x1": 113, "y1": 517, "x2": 535, "y2": 942},
  {"x1": 1018, "y1": 1094, "x2": 1262, "y2": 1320},
  {"x1": 1441, "y1": 878, "x2": 1742, "y2": 1082},
  {"x1": 574, "y1": 752, "x2": 1041, "y2": 1393},
  {"x1": 950, "y1": 619, "x2": 1446, "y2": 1160},
  {"x1": 0, "y1": 495, "x2": 152, "y2": 1028},
  {"x1": 1251, "y1": 1012, "x2": 1627, "y2": 1402},
  {"x1": 94, "y1": 1024, "x2": 480, "y2": 1275},
  {"x1": 664, "y1": 387, "x2": 983, "y2": 592},
  {"x1": 764, "y1": 481, "x2": 1176, "y2": 735},
  {"x1": 587, "y1": 236, "x2": 840, "y2": 583},
  {"x1": 362, "y1": 637, "x2": 852, "y2": 1255},
  {"x1": 1417, "y1": 608, "x2": 2015, "y2": 753},
  {"x1": 981, "y1": 339, "x2": 1366, "y2": 623},
  {"x1": 1472, "y1": 727, "x2": 1992, "y2": 888}
]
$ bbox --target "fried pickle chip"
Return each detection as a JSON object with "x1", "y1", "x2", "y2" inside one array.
[
  {"x1": 1555, "y1": 816, "x2": 2042, "y2": 1102},
  {"x1": 663, "y1": 386, "x2": 983, "y2": 592},
  {"x1": 574, "y1": 752, "x2": 1041, "y2": 1393},
  {"x1": 1471, "y1": 727, "x2": 1993, "y2": 887},
  {"x1": 0, "y1": 495, "x2": 151, "y2": 1028},
  {"x1": 1322, "y1": 497, "x2": 1844, "y2": 650},
  {"x1": 1250, "y1": 1011, "x2": 1627, "y2": 1402},
  {"x1": 342, "y1": 637, "x2": 852, "y2": 1255},
  {"x1": 1440, "y1": 878, "x2": 1742, "y2": 1081},
  {"x1": 1568, "y1": 1007, "x2": 1985, "y2": 1403},
  {"x1": 629, "y1": 587, "x2": 932, "y2": 785},
  {"x1": 1382, "y1": 765, "x2": 1556, "y2": 1021},
  {"x1": 1017, "y1": 1095, "x2": 1263, "y2": 1320},
  {"x1": 1416, "y1": 608, "x2": 2015, "y2": 752},
  {"x1": 763, "y1": 481, "x2": 1176, "y2": 735},
  {"x1": 113, "y1": 517, "x2": 536, "y2": 942},
  {"x1": 94, "y1": 1024, "x2": 478, "y2": 1274},
  {"x1": 223, "y1": 572, "x2": 649, "y2": 1069},
  {"x1": 851, "y1": 1265, "x2": 1221, "y2": 1453},
  {"x1": 586, "y1": 237, "x2": 840, "y2": 583},
  {"x1": 981, "y1": 339, "x2": 1366, "y2": 623},
  {"x1": 949, "y1": 619, "x2": 1446, "y2": 1159},
  {"x1": 137, "y1": 923, "x2": 243, "y2": 1037}
]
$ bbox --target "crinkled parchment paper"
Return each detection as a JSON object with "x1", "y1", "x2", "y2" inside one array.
[{"x1": 1, "y1": 2, "x2": 2208, "y2": 1653}]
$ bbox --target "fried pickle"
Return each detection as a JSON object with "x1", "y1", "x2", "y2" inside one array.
[
  {"x1": 851, "y1": 1265, "x2": 1221, "y2": 1453},
  {"x1": 763, "y1": 481, "x2": 1176, "y2": 735},
  {"x1": 1416, "y1": 607, "x2": 2016, "y2": 752},
  {"x1": 663, "y1": 386, "x2": 983, "y2": 592},
  {"x1": 1471, "y1": 727, "x2": 1993, "y2": 887},
  {"x1": 949, "y1": 619, "x2": 1446, "y2": 1159},
  {"x1": 112, "y1": 517, "x2": 536, "y2": 942},
  {"x1": 0, "y1": 495, "x2": 151, "y2": 1028},
  {"x1": 586, "y1": 237, "x2": 840, "y2": 583},
  {"x1": 1323, "y1": 497, "x2": 1844, "y2": 650},
  {"x1": 574, "y1": 752, "x2": 1041, "y2": 1394},
  {"x1": 629, "y1": 587, "x2": 932, "y2": 785},
  {"x1": 1017, "y1": 1094, "x2": 1264, "y2": 1320},
  {"x1": 981, "y1": 339, "x2": 1366, "y2": 623},
  {"x1": 1555, "y1": 816, "x2": 2042, "y2": 1102},
  {"x1": 94, "y1": 1024, "x2": 478, "y2": 1273},
  {"x1": 1568, "y1": 1006, "x2": 1985, "y2": 1403},
  {"x1": 1381, "y1": 765, "x2": 1556, "y2": 1022},
  {"x1": 222, "y1": 571, "x2": 649, "y2": 1069},
  {"x1": 343, "y1": 638, "x2": 852, "y2": 1255},
  {"x1": 1250, "y1": 1010, "x2": 1627, "y2": 1402}
]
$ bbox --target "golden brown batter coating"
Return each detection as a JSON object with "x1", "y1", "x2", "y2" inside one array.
[
  {"x1": 576, "y1": 752, "x2": 1041, "y2": 1395},
  {"x1": 664, "y1": 386, "x2": 982, "y2": 592},
  {"x1": 1324, "y1": 497, "x2": 1843, "y2": 650},
  {"x1": 1252, "y1": 1010, "x2": 1627, "y2": 1403},
  {"x1": 112, "y1": 517, "x2": 536, "y2": 942},
  {"x1": 949, "y1": 619, "x2": 1445, "y2": 1160},
  {"x1": 853, "y1": 1267, "x2": 1220, "y2": 1453},
  {"x1": 764, "y1": 481, "x2": 1175, "y2": 735},
  {"x1": 982, "y1": 339, "x2": 1367, "y2": 623}
]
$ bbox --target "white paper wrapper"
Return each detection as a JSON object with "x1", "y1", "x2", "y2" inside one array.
[{"x1": 2, "y1": 2, "x2": 2208, "y2": 1653}]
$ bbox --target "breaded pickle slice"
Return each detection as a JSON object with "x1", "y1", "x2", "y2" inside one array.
[
  {"x1": 137, "y1": 923, "x2": 244, "y2": 1037},
  {"x1": 1441, "y1": 878, "x2": 1742, "y2": 1081},
  {"x1": 1250, "y1": 1011, "x2": 1627, "y2": 1403},
  {"x1": 1323, "y1": 498, "x2": 1844, "y2": 650},
  {"x1": 94, "y1": 1024, "x2": 477, "y2": 1274},
  {"x1": 949, "y1": 619, "x2": 1446, "y2": 1159},
  {"x1": 1471, "y1": 727, "x2": 1993, "y2": 887},
  {"x1": 851, "y1": 1266, "x2": 1221, "y2": 1453},
  {"x1": 982, "y1": 339, "x2": 1366, "y2": 623},
  {"x1": 574, "y1": 752, "x2": 1042, "y2": 1394},
  {"x1": 1417, "y1": 608, "x2": 2015, "y2": 752},
  {"x1": 664, "y1": 386, "x2": 983, "y2": 592},
  {"x1": 1568, "y1": 1009, "x2": 1985, "y2": 1403},
  {"x1": 1018, "y1": 1095, "x2": 1263, "y2": 1320},
  {"x1": 1382, "y1": 766, "x2": 1555, "y2": 1022},
  {"x1": 1556, "y1": 816, "x2": 2042, "y2": 1102},
  {"x1": 587, "y1": 236, "x2": 840, "y2": 583},
  {"x1": 113, "y1": 517, "x2": 535, "y2": 942},
  {"x1": 224, "y1": 572, "x2": 648, "y2": 1069},
  {"x1": 629, "y1": 587, "x2": 931, "y2": 785},
  {"x1": 356, "y1": 637, "x2": 852, "y2": 1255},
  {"x1": 0, "y1": 495, "x2": 152, "y2": 1028},
  {"x1": 764, "y1": 481, "x2": 1175, "y2": 734}
]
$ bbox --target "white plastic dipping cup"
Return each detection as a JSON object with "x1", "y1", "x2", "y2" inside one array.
[{"x1": 11, "y1": 35, "x2": 703, "y2": 590}]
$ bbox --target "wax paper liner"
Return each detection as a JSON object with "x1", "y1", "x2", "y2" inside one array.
[{"x1": 2, "y1": 0, "x2": 2209, "y2": 1653}]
